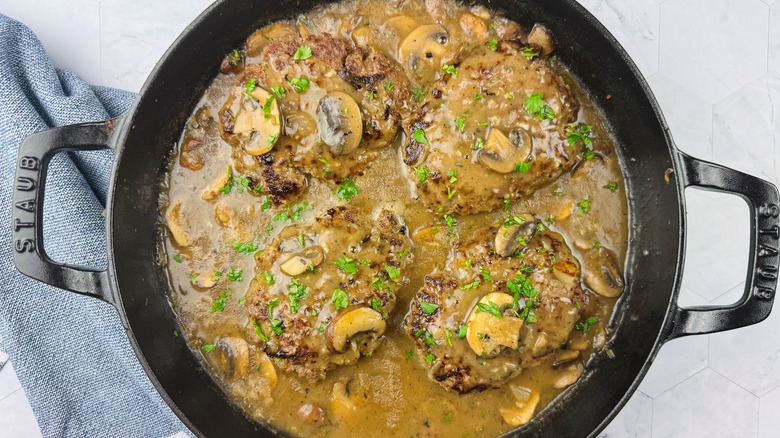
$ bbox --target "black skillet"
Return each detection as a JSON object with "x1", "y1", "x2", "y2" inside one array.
[{"x1": 11, "y1": 0, "x2": 780, "y2": 436}]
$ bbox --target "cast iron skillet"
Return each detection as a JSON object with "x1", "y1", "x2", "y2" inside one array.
[{"x1": 10, "y1": 0, "x2": 780, "y2": 436}]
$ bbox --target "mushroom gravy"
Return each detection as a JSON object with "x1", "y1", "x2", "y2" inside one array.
[{"x1": 160, "y1": 0, "x2": 628, "y2": 436}]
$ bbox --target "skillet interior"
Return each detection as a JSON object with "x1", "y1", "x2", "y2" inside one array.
[{"x1": 108, "y1": 0, "x2": 681, "y2": 436}]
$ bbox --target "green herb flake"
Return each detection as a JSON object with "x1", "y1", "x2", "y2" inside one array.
[
  {"x1": 583, "y1": 149, "x2": 596, "y2": 160},
  {"x1": 424, "y1": 353, "x2": 436, "y2": 363},
  {"x1": 566, "y1": 123, "x2": 594, "y2": 147},
  {"x1": 514, "y1": 162, "x2": 532, "y2": 173},
  {"x1": 593, "y1": 241, "x2": 602, "y2": 249},
  {"x1": 239, "y1": 295, "x2": 246, "y2": 307},
  {"x1": 603, "y1": 182, "x2": 618, "y2": 193},
  {"x1": 293, "y1": 45, "x2": 312, "y2": 60},
  {"x1": 414, "y1": 165, "x2": 430, "y2": 185},
  {"x1": 459, "y1": 280, "x2": 480, "y2": 291},
  {"x1": 289, "y1": 76, "x2": 310, "y2": 93},
  {"x1": 226, "y1": 269, "x2": 242, "y2": 282},
  {"x1": 385, "y1": 81, "x2": 395, "y2": 92},
  {"x1": 411, "y1": 87, "x2": 425, "y2": 101},
  {"x1": 228, "y1": 49, "x2": 241, "y2": 66},
  {"x1": 371, "y1": 297, "x2": 382, "y2": 311},
  {"x1": 398, "y1": 249, "x2": 410, "y2": 258},
  {"x1": 413, "y1": 128, "x2": 428, "y2": 144},
  {"x1": 270, "y1": 319, "x2": 284, "y2": 335},
  {"x1": 262, "y1": 94, "x2": 276, "y2": 119},
  {"x1": 405, "y1": 350, "x2": 413, "y2": 360},
  {"x1": 420, "y1": 302, "x2": 439, "y2": 315},
  {"x1": 455, "y1": 117, "x2": 465, "y2": 132},
  {"x1": 522, "y1": 47, "x2": 539, "y2": 58},
  {"x1": 266, "y1": 132, "x2": 279, "y2": 146},
  {"x1": 288, "y1": 279, "x2": 308, "y2": 314},
  {"x1": 244, "y1": 78, "x2": 257, "y2": 93},
  {"x1": 457, "y1": 324, "x2": 468, "y2": 339},
  {"x1": 384, "y1": 264, "x2": 401, "y2": 280},
  {"x1": 211, "y1": 292, "x2": 229, "y2": 313},
  {"x1": 271, "y1": 85, "x2": 285, "y2": 97},
  {"x1": 229, "y1": 237, "x2": 257, "y2": 255},
  {"x1": 252, "y1": 320, "x2": 270, "y2": 342},
  {"x1": 479, "y1": 266, "x2": 493, "y2": 284},
  {"x1": 372, "y1": 277, "x2": 386, "y2": 291},
  {"x1": 210, "y1": 271, "x2": 222, "y2": 282},
  {"x1": 476, "y1": 301, "x2": 503, "y2": 318},
  {"x1": 504, "y1": 92, "x2": 514, "y2": 100},
  {"x1": 577, "y1": 199, "x2": 592, "y2": 215},
  {"x1": 447, "y1": 186, "x2": 457, "y2": 201},
  {"x1": 331, "y1": 288, "x2": 349, "y2": 310},
  {"x1": 524, "y1": 93, "x2": 555, "y2": 121},
  {"x1": 486, "y1": 39, "x2": 498, "y2": 51},
  {"x1": 443, "y1": 411, "x2": 454, "y2": 424},
  {"x1": 474, "y1": 93, "x2": 483, "y2": 101},
  {"x1": 472, "y1": 138, "x2": 484, "y2": 150},
  {"x1": 335, "y1": 177, "x2": 359, "y2": 200},
  {"x1": 442, "y1": 64, "x2": 457, "y2": 76},
  {"x1": 201, "y1": 344, "x2": 216, "y2": 353},
  {"x1": 575, "y1": 316, "x2": 600, "y2": 333},
  {"x1": 173, "y1": 254, "x2": 183, "y2": 263},
  {"x1": 334, "y1": 257, "x2": 359, "y2": 275},
  {"x1": 367, "y1": 90, "x2": 375, "y2": 100}
]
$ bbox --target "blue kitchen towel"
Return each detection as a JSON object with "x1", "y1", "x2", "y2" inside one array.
[{"x1": 0, "y1": 14, "x2": 191, "y2": 438}]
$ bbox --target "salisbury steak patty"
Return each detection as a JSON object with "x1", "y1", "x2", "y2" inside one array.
[
  {"x1": 404, "y1": 218, "x2": 585, "y2": 393},
  {"x1": 402, "y1": 42, "x2": 584, "y2": 215},
  {"x1": 245, "y1": 206, "x2": 412, "y2": 380}
]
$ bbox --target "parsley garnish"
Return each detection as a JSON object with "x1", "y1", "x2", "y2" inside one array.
[
  {"x1": 603, "y1": 182, "x2": 618, "y2": 192},
  {"x1": 252, "y1": 320, "x2": 269, "y2": 342},
  {"x1": 385, "y1": 81, "x2": 395, "y2": 92},
  {"x1": 331, "y1": 288, "x2": 349, "y2": 309},
  {"x1": 455, "y1": 117, "x2": 465, "y2": 132},
  {"x1": 442, "y1": 64, "x2": 457, "y2": 76},
  {"x1": 524, "y1": 93, "x2": 555, "y2": 121},
  {"x1": 514, "y1": 162, "x2": 532, "y2": 173},
  {"x1": 522, "y1": 47, "x2": 539, "y2": 58},
  {"x1": 266, "y1": 133, "x2": 279, "y2": 146},
  {"x1": 293, "y1": 45, "x2": 312, "y2": 60},
  {"x1": 245, "y1": 78, "x2": 256, "y2": 94},
  {"x1": 472, "y1": 138, "x2": 484, "y2": 150},
  {"x1": 486, "y1": 39, "x2": 498, "y2": 51},
  {"x1": 289, "y1": 76, "x2": 310, "y2": 92},
  {"x1": 413, "y1": 128, "x2": 428, "y2": 144},
  {"x1": 414, "y1": 166, "x2": 430, "y2": 184},
  {"x1": 173, "y1": 254, "x2": 183, "y2": 263},
  {"x1": 227, "y1": 49, "x2": 241, "y2": 66},
  {"x1": 229, "y1": 237, "x2": 257, "y2": 255},
  {"x1": 261, "y1": 271, "x2": 274, "y2": 285},
  {"x1": 371, "y1": 297, "x2": 382, "y2": 311},
  {"x1": 457, "y1": 324, "x2": 468, "y2": 339},
  {"x1": 271, "y1": 85, "x2": 285, "y2": 97},
  {"x1": 577, "y1": 199, "x2": 591, "y2": 215},
  {"x1": 288, "y1": 279, "x2": 308, "y2": 314},
  {"x1": 384, "y1": 264, "x2": 401, "y2": 280},
  {"x1": 334, "y1": 257, "x2": 359, "y2": 275},
  {"x1": 211, "y1": 292, "x2": 229, "y2": 313},
  {"x1": 575, "y1": 316, "x2": 600, "y2": 333},
  {"x1": 411, "y1": 87, "x2": 425, "y2": 101},
  {"x1": 202, "y1": 344, "x2": 216, "y2": 353},
  {"x1": 479, "y1": 267, "x2": 492, "y2": 284},
  {"x1": 504, "y1": 92, "x2": 514, "y2": 100},
  {"x1": 566, "y1": 123, "x2": 594, "y2": 147},
  {"x1": 476, "y1": 301, "x2": 503, "y2": 318},
  {"x1": 459, "y1": 280, "x2": 480, "y2": 290},
  {"x1": 335, "y1": 177, "x2": 358, "y2": 200},
  {"x1": 420, "y1": 302, "x2": 439, "y2": 314}
]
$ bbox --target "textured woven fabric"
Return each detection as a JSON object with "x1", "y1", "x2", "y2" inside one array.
[{"x1": 0, "y1": 14, "x2": 190, "y2": 438}]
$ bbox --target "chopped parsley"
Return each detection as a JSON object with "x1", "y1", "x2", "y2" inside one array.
[
  {"x1": 371, "y1": 297, "x2": 382, "y2": 311},
  {"x1": 372, "y1": 277, "x2": 386, "y2": 290},
  {"x1": 414, "y1": 165, "x2": 430, "y2": 184},
  {"x1": 271, "y1": 85, "x2": 285, "y2": 97},
  {"x1": 442, "y1": 64, "x2": 457, "y2": 76},
  {"x1": 385, "y1": 81, "x2": 395, "y2": 92},
  {"x1": 405, "y1": 350, "x2": 414, "y2": 359},
  {"x1": 503, "y1": 215, "x2": 526, "y2": 228},
  {"x1": 457, "y1": 324, "x2": 468, "y2": 339},
  {"x1": 575, "y1": 316, "x2": 600, "y2": 333},
  {"x1": 270, "y1": 319, "x2": 284, "y2": 335},
  {"x1": 252, "y1": 320, "x2": 269, "y2": 342},
  {"x1": 335, "y1": 177, "x2": 358, "y2": 200},
  {"x1": 472, "y1": 138, "x2": 484, "y2": 150},
  {"x1": 486, "y1": 39, "x2": 498, "y2": 51},
  {"x1": 260, "y1": 196, "x2": 272, "y2": 212},
  {"x1": 367, "y1": 90, "x2": 375, "y2": 100},
  {"x1": 420, "y1": 302, "x2": 439, "y2": 315},
  {"x1": 229, "y1": 237, "x2": 257, "y2": 255},
  {"x1": 398, "y1": 249, "x2": 410, "y2": 258},
  {"x1": 447, "y1": 169, "x2": 458, "y2": 183},
  {"x1": 211, "y1": 292, "x2": 229, "y2": 313},
  {"x1": 566, "y1": 123, "x2": 594, "y2": 147},
  {"x1": 476, "y1": 301, "x2": 503, "y2": 318},
  {"x1": 413, "y1": 128, "x2": 428, "y2": 144},
  {"x1": 447, "y1": 186, "x2": 457, "y2": 201},
  {"x1": 459, "y1": 280, "x2": 480, "y2": 290},
  {"x1": 455, "y1": 117, "x2": 465, "y2": 132},
  {"x1": 262, "y1": 271, "x2": 275, "y2": 285},
  {"x1": 262, "y1": 95, "x2": 275, "y2": 119},
  {"x1": 583, "y1": 148, "x2": 596, "y2": 160},
  {"x1": 577, "y1": 199, "x2": 592, "y2": 215},
  {"x1": 288, "y1": 279, "x2": 308, "y2": 314},
  {"x1": 227, "y1": 49, "x2": 241, "y2": 66},
  {"x1": 331, "y1": 288, "x2": 349, "y2": 309},
  {"x1": 524, "y1": 93, "x2": 555, "y2": 121},
  {"x1": 201, "y1": 344, "x2": 216, "y2": 353},
  {"x1": 424, "y1": 353, "x2": 435, "y2": 363},
  {"x1": 245, "y1": 78, "x2": 256, "y2": 93},
  {"x1": 522, "y1": 47, "x2": 539, "y2": 58},
  {"x1": 384, "y1": 264, "x2": 401, "y2": 280},
  {"x1": 514, "y1": 162, "x2": 532, "y2": 173},
  {"x1": 411, "y1": 87, "x2": 425, "y2": 101},
  {"x1": 267, "y1": 298, "x2": 281, "y2": 318},
  {"x1": 603, "y1": 182, "x2": 618, "y2": 192},
  {"x1": 296, "y1": 232, "x2": 305, "y2": 248},
  {"x1": 504, "y1": 92, "x2": 514, "y2": 100},
  {"x1": 479, "y1": 266, "x2": 492, "y2": 284},
  {"x1": 211, "y1": 271, "x2": 222, "y2": 282},
  {"x1": 289, "y1": 76, "x2": 310, "y2": 92},
  {"x1": 173, "y1": 254, "x2": 183, "y2": 263},
  {"x1": 507, "y1": 272, "x2": 537, "y2": 311},
  {"x1": 239, "y1": 295, "x2": 246, "y2": 306},
  {"x1": 293, "y1": 45, "x2": 312, "y2": 60},
  {"x1": 334, "y1": 257, "x2": 359, "y2": 275}
]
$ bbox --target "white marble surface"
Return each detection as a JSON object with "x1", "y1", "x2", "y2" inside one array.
[{"x1": 0, "y1": 0, "x2": 778, "y2": 437}]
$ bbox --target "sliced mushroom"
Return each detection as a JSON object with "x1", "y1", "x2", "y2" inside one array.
[
  {"x1": 382, "y1": 15, "x2": 419, "y2": 41},
  {"x1": 398, "y1": 24, "x2": 449, "y2": 82},
  {"x1": 494, "y1": 217, "x2": 537, "y2": 257},
  {"x1": 213, "y1": 337, "x2": 250, "y2": 379},
  {"x1": 331, "y1": 381, "x2": 361, "y2": 421},
  {"x1": 297, "y1": 403, "x2": 328, "y2": 426},
  {"x1": 478, "y1": 127, "x2": 533, "y2": 174},
  {"x1": 232, "y1": 85, "x2": 282, "y2": 156},
  {"x1": 500, "y1": 388, "x2": 540, "y2": 426},
  {"x1": 317, "y1": 91, "x2": 363, "y2": 156},
  {"x1": 552, "y1": 259, "x2": 580, "y2": 285},
  {"x1": 583, "y1": 247, "x2": 624, "y2": 297},
  {"x1": 279, "y1": 246, "x2": 325, "y2": 276},
  {"x1": 552, "y1": 363, "x2": 584, "y2": 389},
  {"x1": 552, "y1": 349, "x2": 581, "y2": 368},
  {"x1": 192, "y1": 273, "x2": 217, "y2": 289},
  {"x1": 466, "y1": 292, "x2": 523, "y2": 357},
  {"x1": 528, "y1": 24, "x2": 555, "y2": 56},
  {"x1": 459, "y1": 12, "x2": 488, "y2": 40},
  {"x1": 257, "y1": 351, "x2": 278, "y2": 391},
  {"x1": 326, "y1": 306, "x2": 386, "y2": 353},
  {"x1": 166, "y1": 201, "x2": 190, "y2": 247},
  {"x1": 214, "y1": 203, "x2": 232, "y2": 227}
]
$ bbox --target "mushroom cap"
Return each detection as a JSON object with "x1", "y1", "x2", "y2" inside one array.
[
  {"x1": 317, "y1": 91, "x2": 363, "y2": 156},
  {"x1": 214, "y1": 337, "x2": 250, "y2": 379},
  {"x1": 466, "y1": 292, "x2": 524, "y2": 357},
  {"x1": 494, "y1": 216, "x2": 537, "y2": 257},
  {"x1": 279, "y1": 245, "x2": 326, "y2": 277},
  {"x1": 232, "y1": 86, "x2": 282, "y2": 156},
  {"x1": 326, "y1": 306, "x2": 386, "y2": 353},
  {"x1": 398, "y1": 24, "x2": 449, "y2": 83},
  {"x1": 478, "y1": 127, "x2": 533, "y2": 174},
  {"x1": 583, "y1": 247, "x2": 624, "y2": 297}
]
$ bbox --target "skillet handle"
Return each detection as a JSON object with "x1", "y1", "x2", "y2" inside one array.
[
  {"x1": 667, "y1": 152, "x2": 780, "y2": 340},
  {"x1": 11, "y1": 120, "x2": 117, "y2": 302}
]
